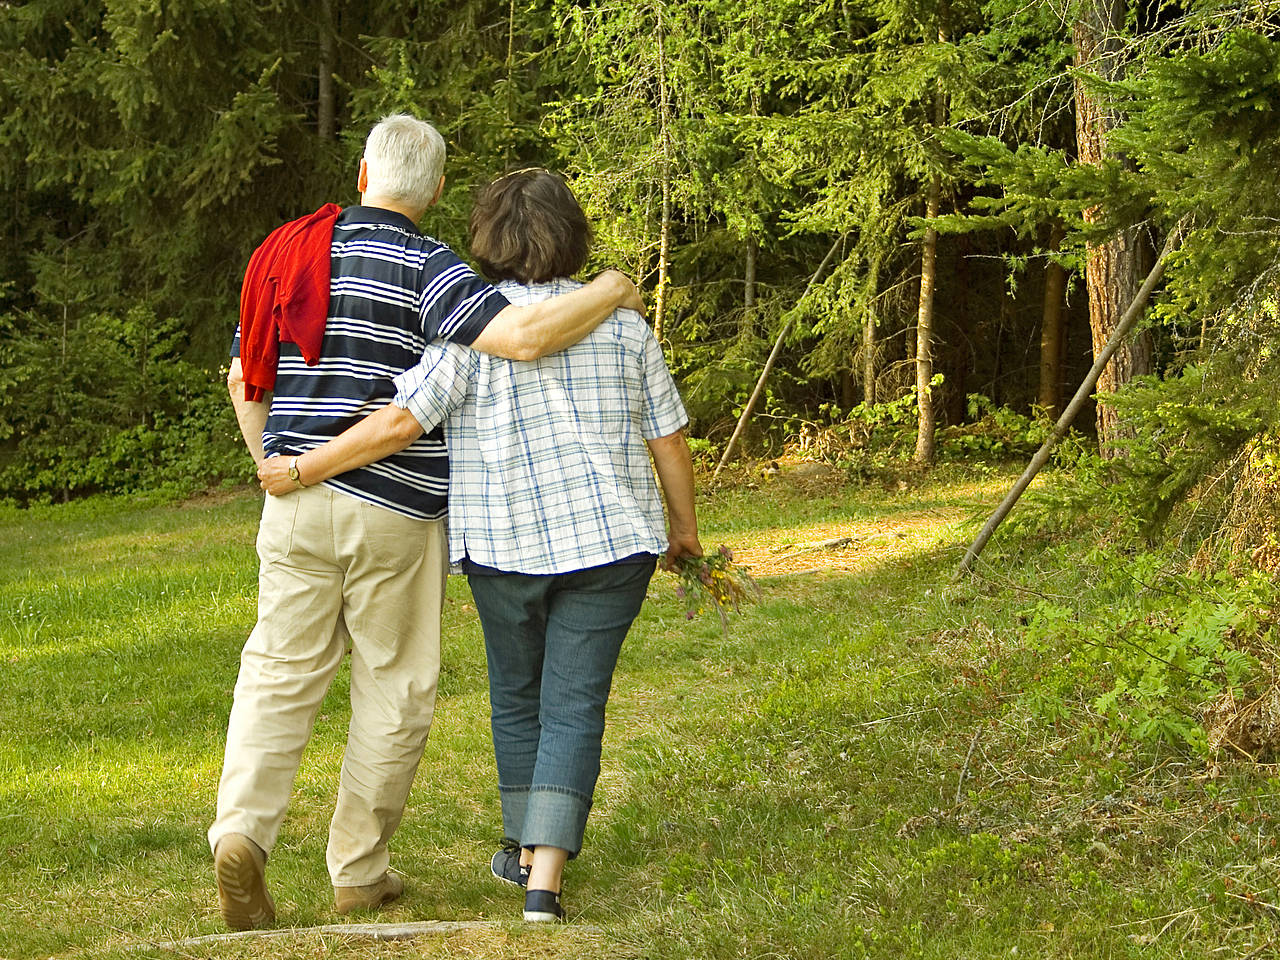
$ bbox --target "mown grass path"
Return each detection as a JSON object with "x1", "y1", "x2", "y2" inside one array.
[{"x1": 2, "y1": 469, "x2": 1275, "y2": 959}]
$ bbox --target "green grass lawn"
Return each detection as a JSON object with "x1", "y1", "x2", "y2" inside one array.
[{"x1": 2, "y1": 471, "x2": 1276, "y2": 959}]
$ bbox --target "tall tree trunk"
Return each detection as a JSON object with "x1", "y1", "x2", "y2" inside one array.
[
  {"x1": 501, "y1": 0, "x2": 517, "y2": 164},
  {"x1": 993, "y1": 277, "x2": 1012, "y2": 407},
  {"x1": 945, "y1": 235, "x2": 970, "y2": 426},
  {"x1": 841, "y1": 370, "x2": 857, "y2": 409},
  {"x1": 861, "y1": 248, "x2": 881, "y2": 406},
  {"x1": 507, "y1": 0, "x2": 516, "y2": 70},
  {"x1": 914, "y1": 174, "x2": 940, "y2": 465},
  {"x1": 1073, "y1": 0, "x2": 1152, "y2": 456},
  {"x1": 1038, "y1": 224, "x2": 1067, "y2": 417},
  {"x1": 317, "y1": 0, "x2": 335, "y2": 141},
  {"x1": 862, "y1": 317, "x2": 877, "y2": 405},
  {"x1": 653, "y1": 2, "x2": 673, "y2": 344},
  {"x1": 914, "y1": 7, "x2": 948, "y2": 465},
  {"x1": 862, "y1": 271, "x2": 878, "y2": 407},
  {"x1": 742, "y1": 235, "x2": 757, "y2": 341}
]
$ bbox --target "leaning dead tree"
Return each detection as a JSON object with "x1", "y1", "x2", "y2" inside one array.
[
  {"x1": 956, "y1": 220, "x2": 1187, "y2": 578},
  {"x1": 712, "y1": 236, "x2": 845, "y2": 482}
]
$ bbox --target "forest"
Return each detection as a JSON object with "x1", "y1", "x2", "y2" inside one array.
[{"x1": 0, "y1": 0, "x2": 1273, "y2": 504}]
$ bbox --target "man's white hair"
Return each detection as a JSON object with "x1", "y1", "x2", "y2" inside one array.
[{"x1": 362, "y1": 114, "x2": 446, "y2": 211}]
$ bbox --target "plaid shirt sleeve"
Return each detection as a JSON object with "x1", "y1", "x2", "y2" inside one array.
[
  {"x1": 638, "y1": 321, "x2": 689, "y2": 440},
  {"x1": 392, "y1": 341, "x2": 478, "y2": 432}
]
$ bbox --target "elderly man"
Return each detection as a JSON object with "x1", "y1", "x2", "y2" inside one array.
[{"x1": 210, "y1": 114, "x2": 640, "y2": 931}]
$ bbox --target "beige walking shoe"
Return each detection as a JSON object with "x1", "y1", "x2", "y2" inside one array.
[
  {"x1": 334, "y1": 871, "x2": 404, "y2": 915},
  {"x1": 214, "y1": 833, "x2": 275, "y2": 930}
]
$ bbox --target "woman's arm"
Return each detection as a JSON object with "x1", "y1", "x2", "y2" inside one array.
[
  {"x1": 646, "y1": 430, "x2": 702, "y2": 568},
  {"x1": 258, "y1": 341, "x2": 474, "y2": 495},
  {"x1": 258, "y1": 404, "x2": 422, "y2": 494}
]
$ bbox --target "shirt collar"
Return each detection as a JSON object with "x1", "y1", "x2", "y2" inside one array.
[{"x1": 338, "y1": 204, "x2": 421, "y2": 234}]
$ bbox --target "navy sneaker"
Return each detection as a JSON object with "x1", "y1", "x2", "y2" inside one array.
[
  {"x1": 490, "y1": 842, "x2": 530, "y2": 888},
  {"x1": 523, "y1": 888, "x2": 565, "y2": 923}
]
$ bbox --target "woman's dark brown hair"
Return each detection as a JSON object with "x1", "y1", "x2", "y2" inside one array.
[{"x1": 469, "y1": 169, "x2": 591, "y2": 284}]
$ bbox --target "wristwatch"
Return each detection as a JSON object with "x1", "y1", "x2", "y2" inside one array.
[{"x1": 288, "y1": 456, "x2": 306, "y2": 489}]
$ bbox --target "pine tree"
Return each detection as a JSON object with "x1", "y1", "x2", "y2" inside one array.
[{"x1": 1072, "y1": 0, "x2": 1152, "y2": 456}]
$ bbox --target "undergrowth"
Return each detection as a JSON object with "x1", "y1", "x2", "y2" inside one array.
[{"x1": 1018, "y1": 554, "x2": 1279, "y2": 756}]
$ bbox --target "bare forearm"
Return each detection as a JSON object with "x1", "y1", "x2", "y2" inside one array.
[
  {"x1": 302, "y1": 405, "x2": 422, "y2": 485},
  {"x1": 469, "y1": 270, "x2": 643, "y2": 360},
  {"x1": 227, "y1": 358, "x2": 268, "y2": 466},
  {"x1": 257, "y1": 404, "x2": 423, "y2": 495},
  {"x1": 647, "y1": 430, "x2": 701, "y2": 562}
]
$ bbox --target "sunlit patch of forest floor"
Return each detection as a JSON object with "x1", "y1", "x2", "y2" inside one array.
[
  {"x1": 732, "y1": 504, "x2": 973, "y2": 578},
  {"x1": 716, "y1": 458, "x2": 995, "y2": 579},
  {"x1": 3, "y1": 465, "x2": 1277, "y2": 960}
]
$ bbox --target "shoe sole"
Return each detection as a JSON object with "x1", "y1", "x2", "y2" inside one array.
[
  {"x1": 523, "y1": 908, "x2": 563, "y2": 922},
  {"x1": 215, "y1": 836, "x2": 275, "y2": 931}
]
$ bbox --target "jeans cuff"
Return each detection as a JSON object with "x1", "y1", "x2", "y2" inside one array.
[
  {"x1": 499, "y1": 784, "x2": 530, "y2": 844},
  {"x1": 517, "y1": 786, "x2": 592, "y2": 855}
]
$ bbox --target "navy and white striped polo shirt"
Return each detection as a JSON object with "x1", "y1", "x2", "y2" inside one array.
[{"x1": 232, "y1": 205, "x2": 509, "y2": 520}]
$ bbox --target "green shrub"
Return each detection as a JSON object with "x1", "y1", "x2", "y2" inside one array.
[
  {"x1": 775, "y1": 387, "x2": 1049, "y2": 473},
  {"x1": 936, "y1": 394, "x2": 1053, "y2": 462},
  {"x1": 0, "y1": 306, "x2": 250, "y2": 504}
]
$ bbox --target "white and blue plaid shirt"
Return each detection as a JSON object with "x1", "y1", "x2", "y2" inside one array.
[{"x1": 393, "y1": 278, "x2": 689, "y2": 574}]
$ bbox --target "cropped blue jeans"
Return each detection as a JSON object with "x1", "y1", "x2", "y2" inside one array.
[{"x1": 467, "y1": 558, "x2": 656, "y2": 855}]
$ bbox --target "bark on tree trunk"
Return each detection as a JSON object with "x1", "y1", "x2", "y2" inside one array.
[
  {"x1": 742, "y1": 235, "x2": 757, "y2": 341},
  {"x1": 862, "y1": 307, "x2": 877, "y2": 406},
  {"x1": 653, "y1": 3, "x2": 673, "y2": 345},
  {"x1": 993, "y1": 277, "x2": 1012, "y2": 408},
  {"x1": 1038, "y1": 224, "x2": 1067, "y2": 418},
  {"x1": 914, "y1": 9, "x2": 948, "y2": 465},
  {"x1": 1073, "y1": 0, "x2": 1152, "y2": 457},
  {"x1": 946, "y1": 235, "x2": 970, "y2": 425},
  {"x1": 914, "y1": 177, "x2": 941, "y2": 464},
  {"x1": 317, "y1": 0, "x2": 335, "y2": 141},
  {"x1": 1083, "y1": 227, "x2": 1151, "y2": 454},
  {"x1": 861, "y1": 251, "x2": 880, "y2": 405}
]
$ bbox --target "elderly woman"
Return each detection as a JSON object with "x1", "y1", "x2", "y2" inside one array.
[{"x1": 260, "y1": 168, "x2": 700, "y2": 922}]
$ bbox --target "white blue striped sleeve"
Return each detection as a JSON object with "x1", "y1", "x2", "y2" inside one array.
[
  {"x1": 392, "y1": 342, "x2": 478, "y2": 432},
  {"x1": 416, "y1": 251, "x2": 510, "y2": 344}
]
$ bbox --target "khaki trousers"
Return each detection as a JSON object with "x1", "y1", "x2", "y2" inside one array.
[{"x1": 209, "y1": 486, "x2": 446, "y2": 886}]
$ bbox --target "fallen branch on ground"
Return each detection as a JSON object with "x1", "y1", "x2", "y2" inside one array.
[
  {"x1": 771, "y1": 536, "x2": 852, "y2": 560},
  {"x1": 131, "y1": 919, "x2": 597, "y2": 951}
]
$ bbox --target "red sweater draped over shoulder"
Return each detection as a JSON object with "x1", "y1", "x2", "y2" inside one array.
[{"x1": 238, "y1": 203, "x2": 342, "y2": 402}]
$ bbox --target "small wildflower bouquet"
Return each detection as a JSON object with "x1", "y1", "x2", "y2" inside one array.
[{"x1": 673, "y1": 545, "x2": 759, "y2": 636}]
